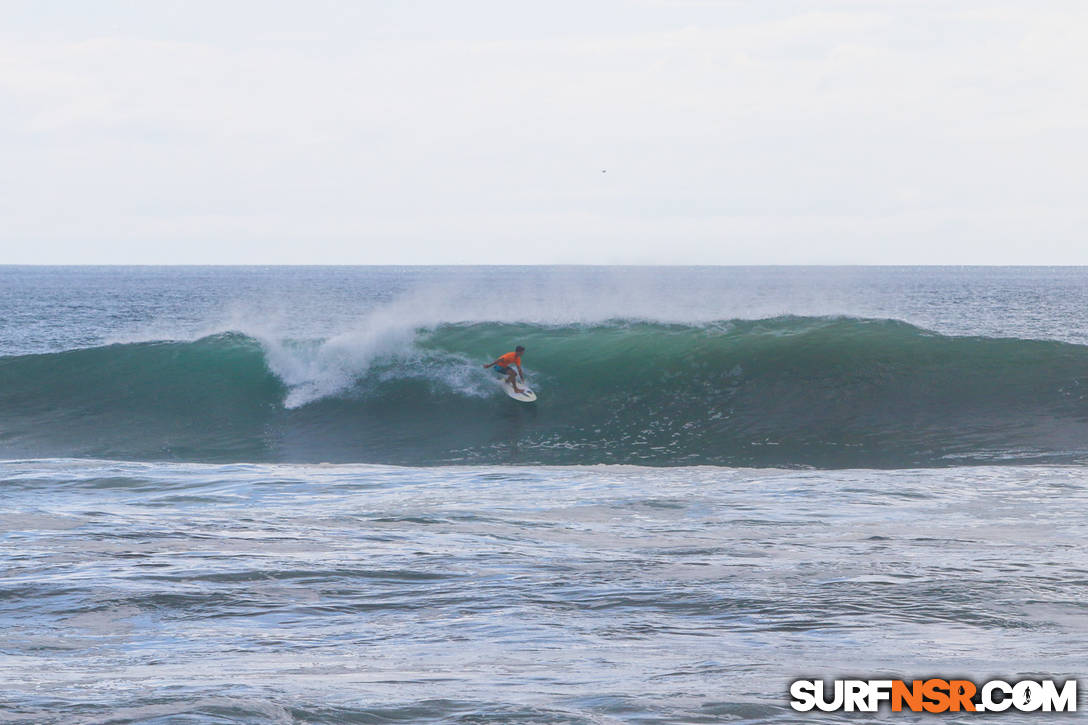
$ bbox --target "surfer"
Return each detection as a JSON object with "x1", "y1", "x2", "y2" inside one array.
[{"x1": 484, "y1": 346, "x2": 526, "y2": 394}]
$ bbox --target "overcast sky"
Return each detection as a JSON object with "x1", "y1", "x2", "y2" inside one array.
[{"x1": 2, "y1": 0, "x2": 1085, "y2": 264}]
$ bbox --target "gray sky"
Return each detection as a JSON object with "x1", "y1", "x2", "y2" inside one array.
[{"x1": 2, "y1": 0, "x2": 1085, "y2": 264}]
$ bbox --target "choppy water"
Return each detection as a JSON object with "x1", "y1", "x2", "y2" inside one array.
[
  {"x1": 5, "y1": 460, "x2": 1088, "y2": 724},
  {"x1": 2, "y1": 267, "x2": 1087, "y2": 723}
]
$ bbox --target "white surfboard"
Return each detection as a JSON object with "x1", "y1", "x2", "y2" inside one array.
[{"x1": 501, "y1": 377, "x2": 537, "y2": 402}]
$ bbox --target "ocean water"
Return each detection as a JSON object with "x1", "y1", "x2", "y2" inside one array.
[{"x1": 2, "y1": 266, "x2": 1087, "y2": 723}]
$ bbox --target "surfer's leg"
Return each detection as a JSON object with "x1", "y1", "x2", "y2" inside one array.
[{"x1": 507, "y1": 369, "x2": 522, "y2": 393}]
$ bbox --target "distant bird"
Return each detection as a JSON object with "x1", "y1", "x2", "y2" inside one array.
[{"x1": 601, "y1": 169, "x2": 607, "y2": 173}]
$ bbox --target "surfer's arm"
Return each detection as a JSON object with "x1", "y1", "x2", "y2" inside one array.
[
  {"x1": 516, "y1": 363, "x2": 524, "y2": 380},
  {"x1": 483, "y1": 358, "x2": 499, "y2": 369}
]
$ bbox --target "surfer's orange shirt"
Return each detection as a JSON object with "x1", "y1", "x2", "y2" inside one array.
[{"x1": 495, "y1": 351, "x2": 522, "y2": 367}]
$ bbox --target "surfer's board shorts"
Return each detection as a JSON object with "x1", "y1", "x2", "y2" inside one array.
[{"x1": 494, "y1": 365, "x2": 513, "y2": 375}]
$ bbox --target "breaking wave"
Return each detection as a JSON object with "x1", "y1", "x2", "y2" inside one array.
[{"x1": 3, "y1": 317, "x2": 1088, "y2": 467}]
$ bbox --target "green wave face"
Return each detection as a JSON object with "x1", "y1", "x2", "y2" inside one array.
[
  {"x1": 3, "y1": 318, "x2": 1088, "y2": 466},
  {"x1": 0, "y1": 333, "x2": 285, "y2": 460}
]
